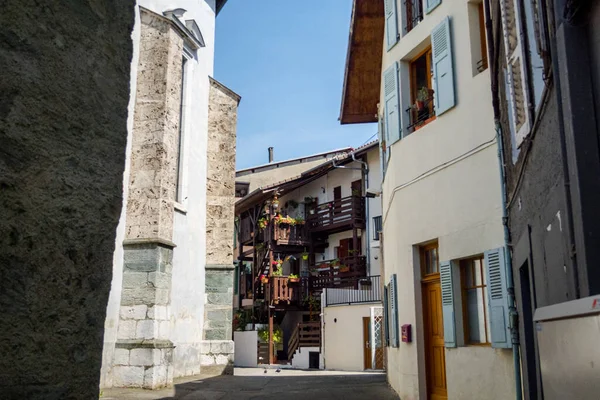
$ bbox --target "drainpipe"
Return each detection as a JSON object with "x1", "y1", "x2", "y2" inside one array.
[
  {"x1": 484, "y1": 0, "x2": 522, "y2": 398},
  {"x1": 351, "y1": 152, "x2": 370, "y2": 275}
]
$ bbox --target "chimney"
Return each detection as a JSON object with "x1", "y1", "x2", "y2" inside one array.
[{"x1": 268, "y1": 147, "x2": 274, "y2": 163}]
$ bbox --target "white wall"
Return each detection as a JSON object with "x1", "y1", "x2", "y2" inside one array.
[
  {"x1": 234, "y1": 331, "x2": 258, "y2": 368},
  {"x1": 291, "y1": 346, "x2": 323, "y2": 370},
  {"x1": 366, "y1": 147, "x2": 382, "y2": 277},
  {"x1": 322, "y1": 304, "x2": 373, "y2": 371},
  {"x1": 380, "y1": 1, "x2": 514, "y2": 399}
]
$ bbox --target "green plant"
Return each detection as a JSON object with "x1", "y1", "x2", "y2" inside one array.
[
  {"x1": 272, "y1": 267, "x2": 283, "y2": 277},
  {"x1": 289, "y1": 273, "x2": 299, "y2": 279},
  {"x1": 304, "y1": 196, "x2": 314, "y2": 203},
  {"x1": 258, "y1": 325, "x2": 283, "y2": 343},
  {"x1": 295, "y1": 217, "x2": 305, "y2": 225},
  {"x1": 301, "y1": 251, "x2": 309, "y2": 260},
  {"x1": 417, "y1": 86, "x2": 431, "y2": 102},
  {"x1": 257, "y1": 216, "x2": 269, "y2": 230}
]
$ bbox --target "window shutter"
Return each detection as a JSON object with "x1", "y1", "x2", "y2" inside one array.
[
  {"x1": 389, "y1": 274, "x2": 399, "y2": 347},
  {"x1": 383, "y1": 285, "x2": 390, "y2": 347},
  {"x1": 384, "y1": 62, "x2": 401, "y2": 147},
  {"x1": 377, "y1": 117, "x2": 387, "y2": 179},
  {"x1": 484, "y1": 247, "x2": 512, "y2": 348},
  {"x1": 384, "y1": 0, "x2": 399, "y2": 51},
  {"x1": 499, "y1": 0, "x2": 531, "y2": 147},
  {"x1": 440, "y1": 260, "x2": 456, "y2": 347},
  {"x1": 425, "y1": 0, "x2": 442, "y2": 14},
  {"x1": 431, "y1": 17, "x2": 456, "y2": 116}
]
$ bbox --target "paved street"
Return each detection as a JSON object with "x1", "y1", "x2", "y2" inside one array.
[{"x1": 102, "y1": 368, "x2": 399, "y2": 400}]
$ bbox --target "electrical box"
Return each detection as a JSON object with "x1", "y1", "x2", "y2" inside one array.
[{"x1": 401, "y1": 324, "x2": 412, "y2": 343}]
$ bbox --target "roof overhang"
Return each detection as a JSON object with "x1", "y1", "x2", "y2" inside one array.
[
  {"x1": 216, "y1": 0, "x2": 228, "y2": 15},
  {"x1": 339, "y1": 0, "x2": 385, "y2": 125}
]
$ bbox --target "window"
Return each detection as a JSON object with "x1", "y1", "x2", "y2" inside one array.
[
  {"x1": 421, "y1": 242, "x2": 439, "y2": 276},
  {"x1": 469, "y1": 1, "x2": 488, "y2": 75},
  {"x1": 406, "y1": 47, "x2": 435, "y2": 133},
  {"x1": 460, "y1": 256, "x2": 491, "y2": 345},
  {"x1": 404, "y1": 0, "x2": 424, "y2": 34},
  {"x1": 175, "y1": 55, "x2": 190, "y2": 202},
  {"x1": 373, "y1": 216, "x2": 382, "y2": 241}
]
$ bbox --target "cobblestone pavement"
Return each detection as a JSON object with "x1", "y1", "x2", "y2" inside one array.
[{"x1": 102, "y1": 368, "x2": 399, "y2": 400}]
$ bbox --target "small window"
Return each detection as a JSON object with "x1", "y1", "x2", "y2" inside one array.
[
  {"x1": 460, "y1": 256, "x2": 491, "y2": 345},
  {"x1": 175, "y1": 55, "x2": 190, "y2": 202},
  {"x1": 404, "y1": 0, "x2": 423, "y2": 34},
  {"x1": 469, "y1": 1, "x2": 489, "y2": 75},
  {"x1": 406, "y1": 47, "x2": 435, "y2": 133},
  {"x1": 373, "y1": 216, "x2": 382, "y2": 241},
  {"x1": 421, "y1": 242, "x2": 439, "y2": 276}
]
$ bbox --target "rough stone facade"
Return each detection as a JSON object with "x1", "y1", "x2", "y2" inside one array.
[
  {"x1": 201, "y1": 79, "x2": 240, "y2": 374},
  {"x1": 113, "y1": 9, "x2": 184, "y2": 389},
  {"x1": 0, "y1": 1, "x2": 135, "y2": 398}
]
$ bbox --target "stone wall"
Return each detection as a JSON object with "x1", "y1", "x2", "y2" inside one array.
[
  {"x1": 0, "y1": 1, "x2": 135, "y2": 398},
  {"x1": 202, "y1": 78, "x2": 240, "y2": 374},
  {"x1": 112, "y1": 9, "x2": 184, "y2": 389}
]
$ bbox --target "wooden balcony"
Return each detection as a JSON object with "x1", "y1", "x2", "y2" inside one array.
[
  {"x1": 268, "y1": 276, "x2": 301, "y2": 304},
  {"x1": 307, "y1": 196, "x2": 365, "y2": 234},
  {"x1": 273, "y1": 223, "x2": 309, "y2": 246},
  {"x1": 310, "y1": 256, "x2": 368, "y2": 290}
]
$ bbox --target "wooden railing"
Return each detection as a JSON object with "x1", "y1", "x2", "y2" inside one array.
[
  {"x1": 287, "y1": 322, "x2": 321, "y2": 360},
  {"x1": 269, "y1": 276, "x2": 299, "y2": 304},
  {"x1": 307, "y1": 196, "x2": 365, "y2": 233},
  {"x1": 273, "y1": 223, "x2": 309, "y2": 246}
]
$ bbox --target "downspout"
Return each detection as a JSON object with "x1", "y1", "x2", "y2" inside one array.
[
  {"x1": 484, "y1": 0, "x2": 522, "y2": 399},
  {"x1": 351, "y1": 152, "x2": 370, "y2": 276}
]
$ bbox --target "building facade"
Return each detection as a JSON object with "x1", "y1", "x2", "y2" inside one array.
[
  {"x1": 489, "y1": 0, "x2": 600, "y2": 398},
  {"x1": 233, "y1": 143, "x2": 384, "y2": 371},
  {"x1": 341, "y1": 0, "x2": 516, "y2": 398},
  {"x1": 100, "y1": 0, "x2": 239, "y2": 389}
]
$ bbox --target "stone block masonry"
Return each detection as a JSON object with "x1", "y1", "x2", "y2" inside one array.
[
  {"x1": 0, "y1": 1, "x2": 135, "y2": 398},
  {"x1": 201, "y1": 79, "x2": 240, "y2": 375}
]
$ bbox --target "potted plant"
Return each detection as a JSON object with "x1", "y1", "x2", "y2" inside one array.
[
  {"x1": 414, "y1": 86, "x2": 431, "y2": 111},
  {"x1": 295, "y1": 217, "x2": 305, "y2": 225},
  {"x1": 301, "y1": 251, "x2": 309, "y2": 261},
  {"x1": 260, "y1": 274, "x2": 269, "y2": 284},
  {"x1": 288, "y1": 273, "x2": 300, "y2": 283},
  {"x1": 288, "y1": 199, "x2": 299, "y2": 209},
  {"x1": 257, "y1": 217, "x2": 269, "y2": 230},
  {"x1": 339, "y1": 265, "x2": 350, "y2": 273},
  {"x1": 331, "y1": 258, "x2": 340, "y2": 267}
]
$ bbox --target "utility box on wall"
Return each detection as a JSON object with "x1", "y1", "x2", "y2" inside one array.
[{"x1": 401, "y1": 324, "x2": 411, "y2": 343}]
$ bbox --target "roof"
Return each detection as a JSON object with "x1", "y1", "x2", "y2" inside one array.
[
  {"x1": 209, "y1": 77, "x2": 241, "y2": 104},
  {"x1": 236, "y1": 147, "x2": 353, "y2": 177},
  {"x1": 339, "y1": 0, "x2": 385, "y2": 124},
  {"x1": 235, "y1": 141, "x2": 379, "y2": 214}
]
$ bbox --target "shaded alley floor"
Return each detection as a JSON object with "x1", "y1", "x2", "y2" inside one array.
[{"x1": 102, "y1": 368, "x2": 399, "y2": 400}]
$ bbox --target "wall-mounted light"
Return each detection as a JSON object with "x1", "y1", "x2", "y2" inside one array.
[{"x1": 321, "y1": 187, "x2": 326, "y2": 194}]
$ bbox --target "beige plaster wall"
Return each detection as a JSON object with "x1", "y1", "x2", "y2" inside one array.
[{"x1": 379, "y1": 1, "x2": 515, "y2": 398}]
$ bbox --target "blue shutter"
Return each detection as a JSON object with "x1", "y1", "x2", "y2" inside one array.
[
  {"x1": 385, "y1": 0, "x2": 399, "y2": 51},
  {"x1": 377, "y1": 118, "x2": 386, "y2": 179},
  {"x1": 431, "y1": 17, "x2": 456, "y2": 116},
  {"x1": 383, "y1": 285, "x2": 390, "y2": 347},
  {"x1": 389, "y1": 274, "x2": 399, "y2": 347},
  {"x1": 484, "y1": 247, "x2": 512, "y2": 348},
  {"x1": 425, "y1": 0, "x2": 442, "y2": 14},
  {"x1": 440, "y1": 261, "x2": 456, "y2": 348},
  {"x1": 384, "y1": 62, "x2": 401, "y2": 148}
]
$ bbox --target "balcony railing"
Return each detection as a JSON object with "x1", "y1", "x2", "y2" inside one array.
[
  {"x1": 310, "y1": 256, "x2": 368, "y2": 290},
  {"x1": 307, "y1": 196, "x2": 365, "y2": 233},
  {"x1": 406, "y1": 97, "x2": 435, "y2": 133},
  {"x1": 323, "y1": 275, "x2": 382, "y2": 306},
  {"x1": 273, "y1": 223, "x2": 309, "y2": 246},
  {"x1": 268, "y1": 276, "x2": 300, "y2": 304}
]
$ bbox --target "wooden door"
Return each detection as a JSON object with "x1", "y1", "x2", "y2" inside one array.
[
  {"x1": 423, "y1": 278, "x2": 448, "y2": 400},
  {"x1": 363, "y1": 317, "x2": 372, "y2": 370},
  {"x1": 333, "y1": 186, "x2": 342, "y2": 215}
]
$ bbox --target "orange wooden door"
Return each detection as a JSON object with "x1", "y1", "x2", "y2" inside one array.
[
  {"x1": 363, "y1": 317, "x2": 372, "y2": 370},
  {"x1": 423, "y1": 278, "x2": 448, "y2": 400}
]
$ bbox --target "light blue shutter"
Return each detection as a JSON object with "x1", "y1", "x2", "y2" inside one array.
[
  {"x1": 431, "y1": 17, "x2": 456, "y2": 116},
  {"x1": 425, "y1": 0, "x2": 442, "y2": 14},
  {"x1": 383, "y1": 285, "x2": 390, "y2": 347},
  {"x1": 389, "y1": 274, "x2": 399, "y2": 347},
  {"x1": 384, "y1": 63, "x2": 401, "y2": 148},
  {"x1": 385, "y1": 0, "x2": 399, "y2": 51},
  {"x1": 440, "y1": 261, "x2": 456, "y2": 347},
  {"x1": 484, "y1": 247, "x2": 512, "y2": 348}
]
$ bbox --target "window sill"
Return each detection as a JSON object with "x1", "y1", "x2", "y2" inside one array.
[
  {"x1": 464, "y1": 343, "x2": 492, "y2": 348},
  {"x1": 174, "y1": 202, "x2": 188, "y2": 214},
  {"x1": 413, "y1": 116, "x2": 436, "y2": 132}
]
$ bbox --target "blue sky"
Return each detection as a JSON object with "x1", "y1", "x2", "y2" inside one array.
[{"x1": 214, "y1": 0, "x2": 377, "y2": 170}]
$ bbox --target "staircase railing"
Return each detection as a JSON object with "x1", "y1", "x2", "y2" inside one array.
[{"x1": 287, "y1": 322, "x2": 321, "y2": 360}]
